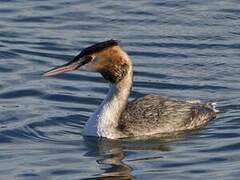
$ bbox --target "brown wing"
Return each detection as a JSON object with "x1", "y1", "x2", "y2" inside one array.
[{"x1": 118, "y1": 95, "x2": 216, "y2": 136}]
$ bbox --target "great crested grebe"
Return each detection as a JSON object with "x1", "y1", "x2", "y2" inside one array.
[{"x1": 44, "y1": 40, "x2": 218, "y2": 139}]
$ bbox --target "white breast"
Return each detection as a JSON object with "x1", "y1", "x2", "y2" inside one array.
[{"x1": 83, "y1": 84, "x2": 129, "y2": 139}]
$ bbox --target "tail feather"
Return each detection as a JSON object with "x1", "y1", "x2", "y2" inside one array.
[{"x1": 206, "y1": 102, "x2": 219, "y2": 113}]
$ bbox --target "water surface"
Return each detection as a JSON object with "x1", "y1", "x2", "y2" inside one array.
[{"x1": 0, "y1": 0, "x2": 240, "y2": 179}]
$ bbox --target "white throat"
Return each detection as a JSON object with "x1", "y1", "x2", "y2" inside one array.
[{"x1": 83, "y1": 61, "x2": 132, "y2": 139}]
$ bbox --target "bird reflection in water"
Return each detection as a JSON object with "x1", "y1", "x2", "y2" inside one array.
[
  {"x1": 83, "y1": 130, "x2": 194, "y2": 180},
  {"x1": 84, "y1": 137, "x2": 133, "y2": 179}
]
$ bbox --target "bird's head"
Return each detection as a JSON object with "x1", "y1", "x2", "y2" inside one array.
[{"x1": 44, "y1": 40, "x2": 131, "y2": 83}]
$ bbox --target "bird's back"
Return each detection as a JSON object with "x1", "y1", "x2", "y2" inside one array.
[{"x1": 118, "y1": 95, "x2": 217, "y2": 137}]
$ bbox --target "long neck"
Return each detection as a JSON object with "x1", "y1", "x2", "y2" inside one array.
[{"x1": 83, "y1": 61, "x2": 133, "y2": 139}]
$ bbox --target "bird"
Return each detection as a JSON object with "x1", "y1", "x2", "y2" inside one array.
[{"x1": 44, "y1": 39, "x2": 218, "y2": 139}]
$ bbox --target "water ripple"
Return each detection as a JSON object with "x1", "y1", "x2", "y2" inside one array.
[
  {"x1": 0, "y1": 0, "x2": 239, "y2": 179},
  {"x1": 0, "y1": 89, "x2": 44, "y2": 99}
]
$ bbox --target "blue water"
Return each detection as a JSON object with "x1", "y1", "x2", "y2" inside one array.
[{"x1": 0, "y1": 0, "x2": 240, "y2": 179}]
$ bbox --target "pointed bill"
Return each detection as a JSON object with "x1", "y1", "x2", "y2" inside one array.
[{"x1": 44, "y1": 59, "x2": 81, "y2": 77}]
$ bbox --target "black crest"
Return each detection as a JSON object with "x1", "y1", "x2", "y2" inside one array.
[{"x1": 78, "y1": 39, "x2": 119, "y2": 58}]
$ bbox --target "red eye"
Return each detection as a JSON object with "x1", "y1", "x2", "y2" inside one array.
[{"x1": 85, "y1": 56, "x2": 93, "y2": 63}]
